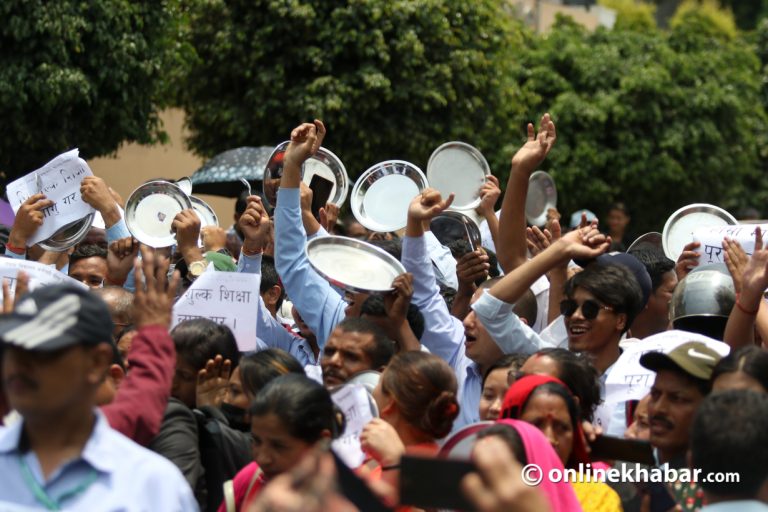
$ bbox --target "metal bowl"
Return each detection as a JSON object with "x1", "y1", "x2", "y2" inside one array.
[
  {"x1": 350, "y1": 160, "x2": 428, "y2": 233},
  {"x1": 37, "y1": 213, "x2": 95, "y2": 252},
  {"x1": 125, "y1": 180, "x2": 193, "y2": 248},
  {"x1": 670, "y1": 263, "x2": 735, "y2": 323},
  {"x1": 306, "y1": 235, "x2": 406, "y2": 294},
  {"x1": 430, "y1": 210, "x2": 482, "y2": 251},
  {"x1": 662, "y1": 204, "x2": 737, "y2": 261},
  {"x1": 262, "y1": 141, "x2": 349, "y2": 209},
  {"x1": 427, "y1": 141, "x2": 490, "y2": 211},
  {"x1": 525, "y1": 171, "x2": 557, "y2": 227}
]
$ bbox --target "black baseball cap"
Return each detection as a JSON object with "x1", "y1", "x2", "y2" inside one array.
[{"x1": 0, "y1": 285, "x2": 114, "y2": 351}]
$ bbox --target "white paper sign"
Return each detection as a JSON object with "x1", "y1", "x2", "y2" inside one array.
[
  {"x1": 692, "y1": 224, "x2": 768, "y2": 264},
  {"x1": 171, "y1": 268, "x2": 260, "y2": 351},
  {"x1": 0, "y1": 258, "x2": 87, "y2": 301},
  {"x1": 605, "y1": 330, "x2": 730, "y2": 405},
  {"x1": 331, "y1": 384, "x2": 376, "y2": 468},
  {"x1": 6, "y1": 149, "x2": 96, "y2": 246}
]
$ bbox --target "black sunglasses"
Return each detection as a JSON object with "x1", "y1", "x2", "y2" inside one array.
[{"x1": 560, "y1": 299, "x2": 613, "y2": 320}]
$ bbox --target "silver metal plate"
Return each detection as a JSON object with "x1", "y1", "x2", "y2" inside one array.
[
  {"x1": 430, "y1": 211, "x2": 482, "y2": 251},
  {"x1": 262, "y1": 141, "x2": 349, "y2": 209},
  {"x1": 125, "y1": 181, "x2": 192, "y2": 247},
  {"x1": 350, "y1": 160, "x2": 428, "y2": 233},
  {"x1": 662, "y1": 204, "x2": 737, "y2": 261},
  {"x1": 176, "y1": 177, "x2": 193, "y2": 196},
  {"x1": 306, "y1": 235, "x2": 406, "y2": 293},
  {"x1": 38, "y1": 213, "x2": 95, "y2": 252},
  {"x1": 427, "y1": 142, "x2": 490, "y2": 211},
  {"x1": 190, "y1": 196, "x2": 219, "y2": 228},
  {"x1": 525, "y1": 171, "x2": 557, "y2": 227},
  {"x1": 627, "y1": 232, "x2": 663, "y2": 253}
]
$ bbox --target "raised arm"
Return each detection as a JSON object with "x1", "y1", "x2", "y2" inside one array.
[
  {"x1": 497, "y1": 113, "x2": 556, "y2": 273},
  {"x1": 724, "y1": 229, "x2": 768, "y2": 349}
]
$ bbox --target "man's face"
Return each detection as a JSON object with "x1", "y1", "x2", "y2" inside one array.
[
  {"x1": 321, "y1": 327, "x2": 376, "y2": 388},
  {"x1": 171, "y1": 358, "x2": 198, "y2": 408},
  {"x1": 647, "y1": 271, "x2": 677, "y2": 325},
  {"x1": 2, "y1": 344, "x2": 109, "y2": 418},
  {"x1": 564, "y1": 287, "x2": 625, "y2": 355},
  {"x1": 462, "y1": 289, "x2": 503, "y2": 370},
  {"x1": 69, "y1": 257, "x2": 108, "y2": 289},
  {"x1": 647, "y1": 369, "x2": 705, "y2": 458}
]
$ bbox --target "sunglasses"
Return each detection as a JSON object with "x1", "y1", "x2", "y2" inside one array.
[{"x1": 560, "y1": 299, "x2": 613, "y2": 320}]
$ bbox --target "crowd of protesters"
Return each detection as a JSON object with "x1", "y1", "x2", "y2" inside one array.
[{"x1": 0, "y1": 116, "x2": 767, "y2": 512}]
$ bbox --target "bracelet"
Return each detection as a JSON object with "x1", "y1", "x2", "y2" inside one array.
[
  {"x1": 381, "y1": 464, "x2": 401, "y2": 471},
  {"x1": 736, "y1": 293, "x2": 760, "y2": 316},
  {"x1": 5, "y1": 242, "x2": 25, "y2": 255}
]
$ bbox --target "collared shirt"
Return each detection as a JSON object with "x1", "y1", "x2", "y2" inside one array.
[
  {"x1": 237, "y1": 251, "x2": 320, "y2": 371},
  {"x1": 0, "y1": 410, "x2": 197, "y2": 511},
  {"x1": 274, "y1": 188, "x2": 345, "y2": 349},
  {"x1": 702, "y1": 501, "x2": 768, "y2": 512},
  {"x1": 424, "y1": 231, "x2": 458, "y2": 290}
]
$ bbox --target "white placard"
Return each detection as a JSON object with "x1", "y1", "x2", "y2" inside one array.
[
  {"x1": 604, "y1": 330, "x2": 730, "y2": 405},
  {"x1": 171, "y1": 267, "x2": 260, "y2": 351},
  {"x1": 6, "y1": 149, "x2": 96, "y2": 246},
  {"x1": 331, "y1": 384, "x2": 376, "y2": 468},
  {"x1": 692, "y1": 224, "x2": 768, "y2": 264},
  {"x1": 0, "y1": 258, "x2": 87, "y2": 301}
]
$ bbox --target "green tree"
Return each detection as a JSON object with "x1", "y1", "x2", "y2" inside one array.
[
  {"x1": 180, "y1": 0, "x2": 532, "y2": 180},
  {"x1": 598, "y1": 0, "x2": 657, "y2": 31},
  {"x1": 518, "y1": 15, "x2": 767, "y2": 232},
  {"x1": 0, "y1": 1, "x2": 186, "y2": 182}
]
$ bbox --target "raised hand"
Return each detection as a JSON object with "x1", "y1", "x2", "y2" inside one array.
[
  {"x1": 526, "y1": 225, "x2": 553, "y2": 258},
  {"x1": 675, "y1": 241, "x2": 701, "y2": 281},
  {"x1": 740, "y1": 228, "x2": 768, "y2": 304},
  {"x1": 456, "y1": 249, "x2": 491, "y2": 291},
  {"x1": 723, "y1": 237, "x2": 749, "y2": 293},
  {"x1": 239, "y1": 195, "x2": 271, "y2": 254},
  {"x1": 8, "y1": 193, "x2": 54, "y2": 248},
  {"x1": 510, "y1": 113, "x2": 557, "y2": 175},
  {"x1": 559, "y1": 222, "x2": 610, "y2": 261},
  {"x1": 80, "y1": 176, "x2": 121, "y2": 226},
  {"x1": 171, "y1": 209, "x2": 203, "y2": 264},
  {"x1": 2, "y1": 271, "x2": 29, "y2": 313},
  {"x1": 384, "y1": 273, "x2": 414, "y2": 327},
  {"x1": 360, "y1": 418, "x2": 406, "y2": 467},
  {"x1": 201, "y1": 226, "x2": 227, "y2": 253},
  {"x1": 107, "y1": 237, "x2": 139, "y2": 286},
  {"x1": 133, "y1": 245, "x2": 181, "y2": 328},
  {"x1": 319, "y1": 203, "x2": 339, "y2": 233},
  {"x1": 285, "y1": 120, "x2": 326, "y2": 169},
  {"x1": 476, "y1": 175, "x2": 501, "y2": 218},
  {"x1": 196, "y1": 354, "x2": 232, "y2": 408},
  {"x1": 407, "y1": 188, "x2": 455, "y2": 223}
]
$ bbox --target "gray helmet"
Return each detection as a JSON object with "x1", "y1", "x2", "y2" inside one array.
[{"x1": 670, "y1": 263, "x2": 735, "y2": 323}]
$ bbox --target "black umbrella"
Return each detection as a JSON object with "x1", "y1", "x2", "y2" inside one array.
[{"x1": 190, "y1": 146, "x2": 273, "y2": 197}]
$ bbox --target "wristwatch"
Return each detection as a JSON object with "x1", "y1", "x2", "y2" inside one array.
[{"x1": 187, "y1": 260, "x2": 207, "y2": 281}]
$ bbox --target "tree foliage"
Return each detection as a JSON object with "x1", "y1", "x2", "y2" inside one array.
[
  {"x1": 0, "y1": 1, "x2": 185, "y2": 181},
  {"x1": 180, "y1": 0, "x2": 532, "y2": 179},
  {"x1": 599, "y1": 0, "x2": 657, "y2": 32},
  {"x1": 517, "y1": 15, "x2": 767, "y2": 232}
]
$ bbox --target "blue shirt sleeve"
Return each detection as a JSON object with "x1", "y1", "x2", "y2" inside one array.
[
  {"x1": 471, "y1": 290, "x2": 552, "y2": 355},
  {"x1": 274, "y1": 188, "x2": 345, "y2": 350}
]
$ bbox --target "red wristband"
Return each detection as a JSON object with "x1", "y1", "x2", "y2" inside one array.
[
  {"x1": 5, "y1": 242, "x2": 25, "y2": 255},
  {"x1": 736, "y1": 293, "x2": 760, "y2": 316}
]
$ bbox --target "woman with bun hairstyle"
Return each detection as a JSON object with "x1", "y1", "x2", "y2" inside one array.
[
  {"x1": 360, "y1": 351, "x2": 460, "y2": 502},
  {"x1": 219, "y1": 374, "x2": 345, "y2": 512}
]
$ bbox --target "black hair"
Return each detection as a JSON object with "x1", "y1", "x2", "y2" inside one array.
[
  {"x1": 360, "y1": 295, "x2": 425, "y2": 340},
  {"x1": 439, "y1": 284, "x2": 457, "y2": 312},
  {"x1": 70, "y1": 243, "x2": 108, "y2": 266},
  {"x1": 532, "y1": 348, "x2": 603, "y2": 422},
  {"x1": 711, "y1": 346, "x2": 768, "y2": 392},
  {"x1": 239, "y1": 348, "x2": 305, "y2": 398},
  {"x1": 564, "y1": 263, "x2": 643, "y2": 334},
  {"x1": 250, "y1": 373, "x2": 345, "y2": 441},
  {"x1": 336, "y1": 317, "x2": 395, "y2": 369},
  {"x1": 368, "y1": 238, "x2": 402, "y2": 261},
  {"x1": 259, "y1": 255, "x2": 285, "y2": 311},
  {"x1": 692, "y1": 390, "x2": 768, "y2": 497},
  {"x1": 476, "y1": 424, "x2": 528, "y2": 465},
  {"x1": 171, "y1": 318, "x2": 241, "y2": 371},
  {"x1": 482, "y1": 353, "x2": 528, "y2": 389},
  {"x1": 628, "y1": 246, "x2": 675, "y2": 292},
  {"x1": 512, "y1": 289, "x2": 538, "y2": 327},
  {"x1": 607, "y1": 202, "x2": 629, "y2": 216}
]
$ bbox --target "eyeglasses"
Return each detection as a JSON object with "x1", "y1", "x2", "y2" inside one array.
[{"x1": 560, "y1": 299, "x2": 613, "y2": 320}]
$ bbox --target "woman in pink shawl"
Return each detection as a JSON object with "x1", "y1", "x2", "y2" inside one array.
[{"x1": 475, "y1": 419, "x2": 583, "y2": 512}]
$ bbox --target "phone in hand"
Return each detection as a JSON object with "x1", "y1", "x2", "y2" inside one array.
[
  {"x1": 589, "y1": 435, "x2": 655, "y2": 464},
  {"x1": 399, "y1": 455, "x2": 477, "y2": 511},
  {"x1": 309, "y1": 174, "x2": 335, "y2": 220}
]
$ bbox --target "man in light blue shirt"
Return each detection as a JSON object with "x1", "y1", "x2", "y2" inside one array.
[{"x1": 0, "y1": 284, "x2": 196, "y2": 511}]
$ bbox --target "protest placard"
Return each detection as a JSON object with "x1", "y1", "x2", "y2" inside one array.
[
  {"x1": 692, "y1": 224, "x2": 768, "y2": 264},
  {"x1": 0, "y1": 258, "x2": 87, "y2": 301},
  {"x1": 171, "y1": 267, "x2": 260, "y2": 351},
  {"x1": 331, "y1": 384, "x2": 376, "y2": 468},
  {"x1": 6, "y1": 149, "x2": 96, "y2": 246}
]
